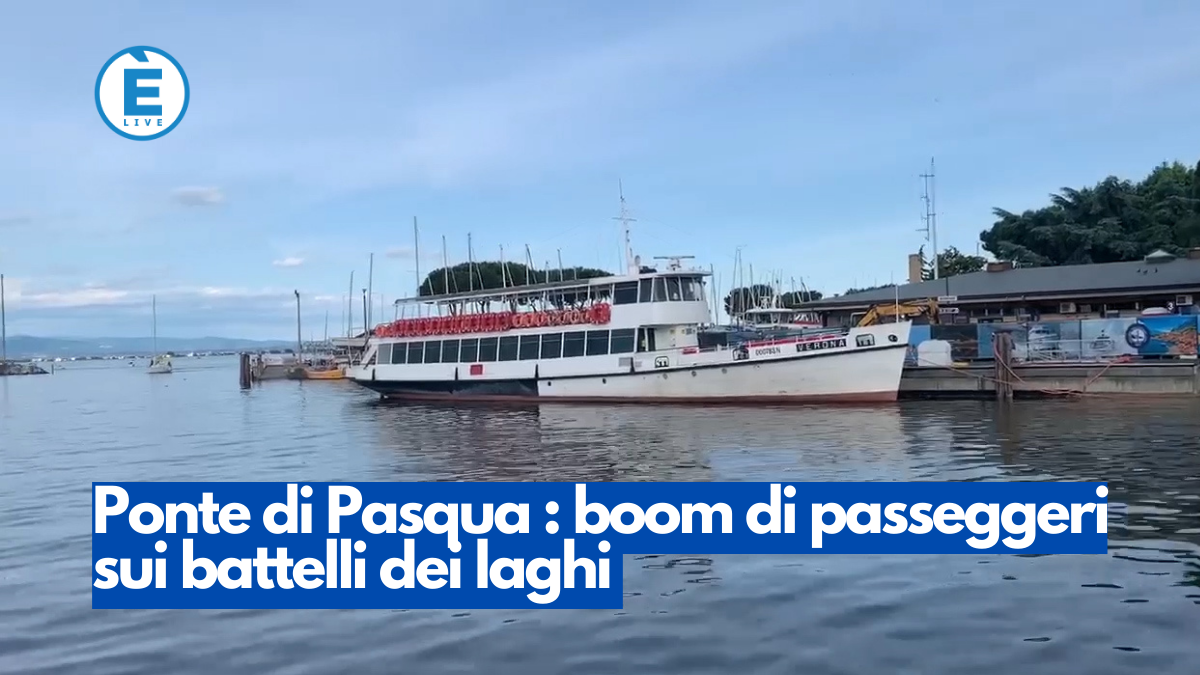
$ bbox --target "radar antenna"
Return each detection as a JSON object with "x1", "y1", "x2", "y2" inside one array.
[{"x1": 652, "y1": 255, "x2": 696, "y2": 272}]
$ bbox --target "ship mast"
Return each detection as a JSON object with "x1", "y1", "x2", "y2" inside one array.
[{"x1": 613, "y1": 180, "x2": 638, "y2": 275}]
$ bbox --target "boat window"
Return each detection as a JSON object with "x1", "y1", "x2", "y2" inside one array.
[
  {"x1": 665, "y1": 277, "x2": 682, "y2": 301},
  {"x1": 441, "y1": 339, "x2": 460, "y2": 363},
  {"x1": 613, "y1": 281, "x2": 638, "y2": 305},
  {"x1": 390, "y1": 344, "x2": 406, "y2": 365},
  {"x1": 653, "y1": 277, "x2": 668, "y2": 302},
  {"x1": 498, "y1": 336, "x2": 519, "y2": 361},
  {"x1": 460, "y1": 338, "x2": 479, "y2": 363},
  {"x1": 407, "y1": 342, "x2": 425, "y2": 364},
  {"x1": 681, "y1": 277, "x2": 699, "y2": 302},
  {"x1": 478, "y1": 337, "x2": 498, "y2": 362},
  {"x1": 377, "y1": 344, "x2": 392, "y2": 365},
  {"x1": 591, "y1": 284, "x2": 613, "y2": 302},
  {"x1": 541, "y1": 333, "x2": 563, "y2": 359},
  {"x1": 638, "y1": 279, "x2": 653, "y2": 303},
  {"x1": 585, "y1": 330, "x2": 610, "y2": 356},
  {"x1": 518, "y1": 335, "x2": 540, "y2": 360},
  {"x1": 636, "y1": 327, "x2": 657, "y2": 352},
  {"x1": 610, "y1": 328, "x2": 636, "y2": 354},
  {"x1": 424, "y1": 340, "x2": 443, "y2": 364},
  {"x1": 562, "y1": 331, "x2": 586, "y2": 358}
]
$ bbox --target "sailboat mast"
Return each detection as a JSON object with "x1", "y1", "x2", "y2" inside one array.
[
  {"x1": 708, "y1": 264, "x2": 716, "y2": 324},
  {"x1": 1, "y1": 274, "x2": 6, "y2": 365},
  {"x1": 442, "y1": 235, "x2": 450, "y2": 295},
  {"x1": 413, "y1": 217, "x2": 421, "y2": 316},
  {"x1": 294, "y1": 291, "x2": 302, "y2": 363},
  {"x1": 366, "y1": 253, "x2": 374, "y2": 329},
  {"x1": 467, "y1": 233, "x2": 475, "y2": 292},
  {"x1": 151, "y1": 295, "x2": 157, "y2": 355},
  {"x1": 347, "y1": 271, "x2": 354, "y2": 337}
]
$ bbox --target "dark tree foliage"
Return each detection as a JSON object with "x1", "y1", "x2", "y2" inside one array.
[
  {"x1": 980, "y1": 160, "x2": 1200, "y2": 266},
  {"x1": 417, "y1": 261, "x2": 613, "y2": 309},
  {"x1": 842, "y1": 283, "x2": 895, "y2": 296},
  {"x1": 722, "y1": 285, "x2": 823, "y2": 317},
  {"x1": 779, "y1": 289, "x2": 823, "y2": 306},
  {"x1": 921, "y1": 245, "x2": 986, "y2": 279}
]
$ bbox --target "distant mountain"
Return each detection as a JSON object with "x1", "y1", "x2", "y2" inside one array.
[{"x1": 2, "y1": 335, "x2": 297, "y2": 359}]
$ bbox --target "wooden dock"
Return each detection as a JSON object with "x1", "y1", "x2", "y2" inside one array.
[{"x1": 900, "y1": 360, "x2": 1200, "y2": 399}]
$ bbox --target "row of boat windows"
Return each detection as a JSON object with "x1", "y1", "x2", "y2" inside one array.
[
  {"x1": 609, "y1": 277, "x2": 703, "y2": 305},
  {"x1": 378, "y1": 328, "x2": 639, "y2": 365}
]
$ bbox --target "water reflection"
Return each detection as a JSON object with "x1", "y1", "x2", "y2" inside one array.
[{"x1": 4, "y1": 365, "x2": 1200, "y2": 674}]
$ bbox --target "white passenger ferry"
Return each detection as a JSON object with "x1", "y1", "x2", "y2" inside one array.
[{"x1": 347, "y1": 253, "x2": 912, "y2": 404}]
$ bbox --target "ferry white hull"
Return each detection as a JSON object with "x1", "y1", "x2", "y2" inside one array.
[
  {"x1": 350, "y1": 322, "x2": 911, "y2": 405},
  {"x1": 538, "y1": 336, "x2": 905, "y2": 403}
]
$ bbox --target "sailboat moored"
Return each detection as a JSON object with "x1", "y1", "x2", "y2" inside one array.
[{"x1": 148, "y1": 295, "x2": 173, "y2": 375}]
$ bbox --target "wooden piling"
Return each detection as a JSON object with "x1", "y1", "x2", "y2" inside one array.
[
  {"x1": 239, "y1": 352, "x2": 252, "y2": 389},
  {"x1": 994, "y1": 331, "x2": 1014, "y2": 401}
]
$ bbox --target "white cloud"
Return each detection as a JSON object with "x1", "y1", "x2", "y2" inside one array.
[
  {"x1": 385, "y1": 246, "x2": 415, "y2": 259},
  {"x1": 272, "y1": 257, "x2": 305, "y2": 268},
  {"x1": 0, "y1": 213, "x2": 33, "y2": 228},
  {"x1": 171, "y1": 187, "x2": 225, "y2": 207},
  {"x1": 3, "y1": 281, "x2": 347, "y2": 309}
]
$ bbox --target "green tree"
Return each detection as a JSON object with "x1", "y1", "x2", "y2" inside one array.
[
  {"x1": 979, "y1": 160, "x2": 1200, "y2": 266},
  {"x1": 723, "y1": 284, "x2": 775, "y2": 317},
  {"x1": 842, "y1": 283, "x2": 895, "y2": 296},
  {"x1": 779, "y1": 289, "x2": 823, "y2": 306},
  {"x1": 418, "y1": 261, "x2": 613, "y2": 308},
  {"x1": 920, "y1": 245, "x2": 987, "y2": 279}
]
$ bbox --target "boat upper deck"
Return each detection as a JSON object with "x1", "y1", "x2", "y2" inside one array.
[{"x1": 392, "y1": 266, "x2": 712, "y2": 308}]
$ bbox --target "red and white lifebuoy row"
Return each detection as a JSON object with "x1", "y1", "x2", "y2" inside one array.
[{"x1": 374, "y1": 303, "x2": 612, "y2": 338}]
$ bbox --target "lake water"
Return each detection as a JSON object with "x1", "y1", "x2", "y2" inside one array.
[{"x1": 2, "y1": 356, "x2": 1199, "y2": 674}]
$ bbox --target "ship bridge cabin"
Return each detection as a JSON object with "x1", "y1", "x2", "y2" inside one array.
[{"x1": 361, "y1": 263, "x2": 714, "y2": 371}]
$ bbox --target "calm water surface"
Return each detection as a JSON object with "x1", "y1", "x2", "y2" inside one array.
[{"x1": 2, "y1": 357, "x2": 1199, "y2": 674}]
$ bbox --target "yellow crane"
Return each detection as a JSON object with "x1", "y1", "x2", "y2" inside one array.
[{"x1": 855, "y1": 298, "x2": 941, "y2": 327}]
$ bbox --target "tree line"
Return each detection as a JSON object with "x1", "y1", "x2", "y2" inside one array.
[{"x1": 980, "y1": 159, "x2": 1200, "y2": 266}]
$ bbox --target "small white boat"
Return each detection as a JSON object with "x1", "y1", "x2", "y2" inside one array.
[
  {"x1": 147, "y1": 295, "x2": 173, "y2": 375},
  {"x1": 148, "y1": 353, "x2": 173, "y2": 374},
  {"x1": 740, "y1": 306, "x2": 823, "y2": 332}
]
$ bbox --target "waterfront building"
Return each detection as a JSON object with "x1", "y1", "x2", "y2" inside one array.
[{"x1": 804, "y1": 248, "x2": 1200, "y2": 327}]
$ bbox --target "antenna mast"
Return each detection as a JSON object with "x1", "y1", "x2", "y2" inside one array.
[
  {"x1": 613, "y1": 180, "x2": 638, "y2": 274},
  {"x1": 919, "y1": 157, "x2": 939, "y2": 280}
]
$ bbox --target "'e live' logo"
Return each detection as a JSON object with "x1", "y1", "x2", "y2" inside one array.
[{"x1": 95, "y1": 46, "x2": 189, "y2": 141}]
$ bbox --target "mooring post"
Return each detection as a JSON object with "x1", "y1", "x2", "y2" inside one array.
[
  {"x1": 994, "y1": 332, "x2": 1014, "y2": 401},
  {"x1": 239, "y1": 352, "x2": 252, "y2": 389}
]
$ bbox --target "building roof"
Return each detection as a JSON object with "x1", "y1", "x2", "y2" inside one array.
[{"x1": 804, "y1": 254, "x2": 1200, "y2": 310}]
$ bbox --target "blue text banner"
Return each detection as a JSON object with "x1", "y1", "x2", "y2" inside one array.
[{"x1": 92, "y1": 481, "x2": 1108, "y2": 609}]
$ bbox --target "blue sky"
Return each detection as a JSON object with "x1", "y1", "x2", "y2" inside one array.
[{"x1": 2, "y1": 0, "x2": 1199, "y2": 339}]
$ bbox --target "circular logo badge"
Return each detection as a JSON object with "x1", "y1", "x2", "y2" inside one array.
[
  {"x1": 1124, "y1": 323, "x2": 1150, "y2": 349},
  {"x1": 95, "y1": 47, "x2": 189, "y2": 141}
]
